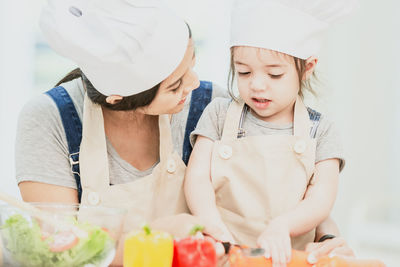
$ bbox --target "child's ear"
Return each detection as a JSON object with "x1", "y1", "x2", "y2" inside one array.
[{"x1": 303, "y1": 56, "x2": 318, "y2": 80}]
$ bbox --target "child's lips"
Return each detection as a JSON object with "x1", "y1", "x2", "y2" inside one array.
[
  {"x1": 252, "y1": 97, "x2": 270, "y2": 103},
  {"x1": 251, "y1": 97, "x2": 271, "y2": 109}
]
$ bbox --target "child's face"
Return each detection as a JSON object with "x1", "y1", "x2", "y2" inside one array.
[{"x1": 234, "y1": 46, "x2": 300, "y2": 123}]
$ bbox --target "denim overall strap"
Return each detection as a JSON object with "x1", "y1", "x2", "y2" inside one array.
[
  {"x1": 182, "y1": 80, "x2": 213, "y2": 165},
  {"x1": 307, "y1": 107, "x2": 321, "y2": 138},
  {"x1": 45, "y1": 86, "x2": 83, "y2": 202}
]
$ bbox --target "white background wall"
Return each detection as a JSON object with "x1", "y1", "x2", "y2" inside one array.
[{"x1": 1, "y1": 0, "x2": 399, "y2": 265}]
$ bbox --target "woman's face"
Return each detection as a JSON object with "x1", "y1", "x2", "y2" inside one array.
[{"x1": 142, "y1": 39, "x2": 199, "y2": 115}]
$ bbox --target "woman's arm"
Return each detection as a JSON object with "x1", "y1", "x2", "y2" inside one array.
[
  {"x1": 305, "y1": 216, "x2": 355, "y2": 263},
  {"x1": 314, "y1": 215, "x2": 339, "y2": 241},
  {"x1": 184, "y1": 136, "x2": 234, "y2": 242},
  {"x1": 19, "y1": 181, "x2": 79, "y2": 203},
  {"x1": 16, "y1": 93, "x2": 81, "y2": 201}
]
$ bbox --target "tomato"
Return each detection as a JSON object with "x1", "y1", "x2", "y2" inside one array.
[
  {"x1": 41, "y1": 231, "x2": 51, "y2": 241},
  {"x1": 49, "y1": 231, "x2": 79, "y2": 252}
]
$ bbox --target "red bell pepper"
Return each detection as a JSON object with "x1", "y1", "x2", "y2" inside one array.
[{"x1": 172, "y1": 225, "x2": 217, "y2": 267}]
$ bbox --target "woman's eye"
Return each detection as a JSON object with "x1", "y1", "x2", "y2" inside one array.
[
  {"x1": 269, "y1": 74, "x2": 283, "y2": 79},
  {"x1": 171, "y1": 87, "x2": 180, "y2": 93},
  {"x1": 170, "y1": 80, "x2": 182, "y2": 93}
]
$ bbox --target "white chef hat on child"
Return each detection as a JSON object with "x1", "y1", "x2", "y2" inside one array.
[
  {"x1": 40, "y1": 0, "x2": 189, "y2": 96},
  {"x1": 230, "y1": 0, "x2": 358, "y2": 59}
]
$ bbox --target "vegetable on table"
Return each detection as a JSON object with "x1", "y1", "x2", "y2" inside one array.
[
  {"x1": 316, "y1": 255, "x2": 386, "y2": 267},
  {"x1": 124, "y1": 225, "x2": 173, "y2": 267},
  {"x1": 48, "y1": 231, "x2": 79, "y2": 252},
  {"x1": 229, "y1": 246, "x2": 386, "y2": 267},
  {"x1": 0, "y1": 214, "x2": 114, "y2": 267},
  {"x1": 172, "y1": 225, "x2": 217, "y2": 267},
  {"x1": 229, "y1": 247, "x2": 311, "y2": 267}
]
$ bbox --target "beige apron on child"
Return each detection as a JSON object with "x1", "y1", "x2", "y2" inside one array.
[
  {"x1": 78, "y1": 93, "x2": 189, "y2": 232},
  {"x1": 211, "y1": 97, "x2": 316, "y2": 250}
]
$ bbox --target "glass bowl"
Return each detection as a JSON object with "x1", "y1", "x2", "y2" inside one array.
[{"x1": 0, "y1": 203, "x2": 126, "y2": 267}]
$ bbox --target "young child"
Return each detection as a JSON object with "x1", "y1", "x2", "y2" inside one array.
[{"x1": 184, "y1": 0, "x2": 355, "y2": 266}]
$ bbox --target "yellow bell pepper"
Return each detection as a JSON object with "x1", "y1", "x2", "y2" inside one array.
[{"x1": 124, "y1": 225, "x2": 173, "y2": 267}]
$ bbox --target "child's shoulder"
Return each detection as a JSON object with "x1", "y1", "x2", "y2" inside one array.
[
  {"x1": 306, "y1": 106, "x2": 339, "y2": 140},
  {"x1": 210, "y1": 82, "x2": 230, "y2": 99},
  {"x1": 210, "y1": 96, "x2": 232, "y2": 105},
  {"x1": 204, "y1": 96, "x2": 232, "y2": 115}
]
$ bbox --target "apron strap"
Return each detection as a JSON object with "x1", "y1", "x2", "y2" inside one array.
[
  {"x1": 221, "y1": 99, "x2": 246, "y2": 141},
  {"x1": 80, "y1": 93, "x2": 110, "y2": 189},
  {"x1": 222, "y1": 96, "x2": 312, "y2": 141},
  {"x1": 159, "y1": 114, "x2": 174, "y2": 163},
  {"x1": 293, "y1": 96, "x2": 312, "y2": 138}
]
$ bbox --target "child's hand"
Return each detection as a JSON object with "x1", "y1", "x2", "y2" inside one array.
[
  {"x1": 257, "y1": 218, "x2": 291, "y2": 267},
  {"x1": 200, "y1": 218, "x2": 235, "y2": 244}
]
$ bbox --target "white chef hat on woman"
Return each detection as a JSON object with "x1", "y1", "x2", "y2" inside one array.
[
  {"x1": 40, "y1": 0, "x2": 189, "y2": 96},
  {"x1": 230, "y1": 0, "x2": 358, "y2": 59}
]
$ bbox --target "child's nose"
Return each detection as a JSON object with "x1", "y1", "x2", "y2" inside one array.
[{"x1": 250, "y1": 76, "x2": 267, "y2": 92}]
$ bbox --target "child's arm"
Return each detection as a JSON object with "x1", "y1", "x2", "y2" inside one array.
[
  {"x1": 257, "y1": 158, "x2": 339, "y2": 264},
  {"x1": 184, "y1": 135, "x2": 235, "y2": 242},
  {"x1": 277, "y1": 158, "x2": 339, "y2": 236}
]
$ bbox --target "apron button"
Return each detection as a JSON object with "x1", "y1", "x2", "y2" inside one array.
[
  {"x1": 294, "y1": 140, "x2": 307, "y2": 154},
  {"x1": 88, "y1": 192, "x2": 100, "y2": 206},
  {"x1": 167, "y1": 159, "x2": 176, "y2": 173},
  {"x1": 219, "y1": 145, "x2": 232, "y2": 159}
]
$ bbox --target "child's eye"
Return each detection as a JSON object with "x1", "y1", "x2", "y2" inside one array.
[
  {"x1": 238, "y1": 72, "x2": 251, "y2": 76},
  {"x1": 269, "y1": 74, "x2": 283, "y2": 79}
]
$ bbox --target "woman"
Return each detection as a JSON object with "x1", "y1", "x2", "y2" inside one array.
[{"x1": 15, "y1": 0, "x2": 353, "y2": 265}]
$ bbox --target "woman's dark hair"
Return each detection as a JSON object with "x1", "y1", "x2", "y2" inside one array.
[
  {"x1": 55, "y1": 68, "x2": 160, "y2": 111},
  {"x1": 55, "y1": 23, "x2": 192, "y2": 111},
  {"x1": 227, "y1": 47, "x2": 316, "y2": 101}
]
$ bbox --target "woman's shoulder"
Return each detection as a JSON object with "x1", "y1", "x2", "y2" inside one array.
[
  {"x1": 20, "y1": 78, "x2": 84, "y2": 122},
  {"x1": 15, "y1": 78, "x2": 84, "y2": 190}
]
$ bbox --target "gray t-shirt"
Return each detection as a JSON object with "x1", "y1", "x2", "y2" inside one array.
[
  {"x1": 191, "y1": 97, "x2": 344, "y2": 169},
  {"x1": 15, "y1": 78, "x2": 228, "y2": 189}
]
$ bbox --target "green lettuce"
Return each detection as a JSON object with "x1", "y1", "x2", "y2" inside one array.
[{"x1": 1, "y1": 214, "x2": 114, "y2": 267}]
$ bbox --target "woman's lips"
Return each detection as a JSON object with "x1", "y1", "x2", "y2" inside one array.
[
  {"x1": 178, "y1": 97, "x2": 186, "y2": 105},
  {"x1": 251, "y1": 97, "x2": 271, "y2": 109}
]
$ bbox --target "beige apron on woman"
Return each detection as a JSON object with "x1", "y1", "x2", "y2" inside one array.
[
  {"x1": 78, "y1": 93, "x2": 189, "y2": 233},
  {"x1": 211, "y1": 97, "x2": 316, "y2": 250}
]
